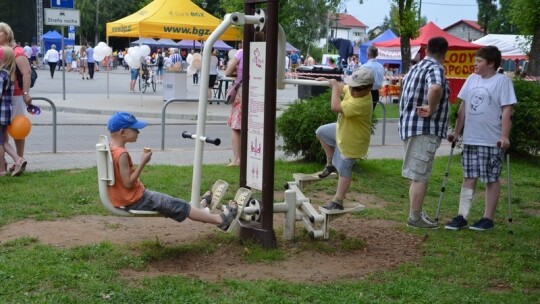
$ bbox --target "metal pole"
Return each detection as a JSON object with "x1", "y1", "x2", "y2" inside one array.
[{"x1": 61, "y1": 27, "x2": 65, "y2": 100}]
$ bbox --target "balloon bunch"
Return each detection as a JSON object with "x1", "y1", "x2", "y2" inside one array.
[
  {"x1": 123, "y1": 45, "x2": 151, "y2": 69},
  {"x1": 185, "y1": 52, "x2": 202, "y2": 76},
  {"x1": 92, "y1": 42, "x2": 113, "y2": 62}
]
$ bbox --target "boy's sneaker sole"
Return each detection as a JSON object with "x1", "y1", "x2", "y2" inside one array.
[
  {"x1": 444, "y1": 225, "x2": 467, "y2": 231},
  {"x1": 469, "y1": 226, "x2": 494, "y2": 231}
]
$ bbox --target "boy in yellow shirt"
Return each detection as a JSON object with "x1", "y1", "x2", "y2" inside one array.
[{"x1": 315, "y1": 68, "x2": 374, "y2": 210}]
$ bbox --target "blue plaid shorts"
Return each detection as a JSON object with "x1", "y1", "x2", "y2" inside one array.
[{"x1": 461, "y1": 145, "x2": 504, "y2": 183}]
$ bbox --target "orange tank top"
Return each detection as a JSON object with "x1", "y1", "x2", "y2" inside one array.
[{"x1": 107, "y1": 146, "x2": 145, "y2": 207}]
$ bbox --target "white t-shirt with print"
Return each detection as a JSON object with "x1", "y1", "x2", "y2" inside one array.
[{"x1": 458, "y1": 73, "x2": 517, "y2": 147}]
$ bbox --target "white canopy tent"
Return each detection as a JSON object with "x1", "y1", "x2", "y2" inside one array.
[{"x1": 472, "y1": 34, "x2": 530, "y2": 60}]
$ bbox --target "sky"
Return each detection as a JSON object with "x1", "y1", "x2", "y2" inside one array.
[{"x1": 346, "y1": 0, "x2": 479, "y2": 30}]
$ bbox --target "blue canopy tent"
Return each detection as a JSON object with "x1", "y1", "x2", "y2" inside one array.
[
  {"x1": 359, "y1": 29, "x2": 397, "y2": 64},
  {"x1": 130, "y1": 37, "x2": 160, "y2": 47},
  {"x1": 286, "y1": 42, "x2": 300, "y2": 52},
  {"x1": 42, "y1": 30, "x2": 74, "y2": 51},
  {"x1": 156, "y1": 38, "x2": 179, "y2": 49},
  {"x1": 212, "y1": 40, "x2": 233, "y2": 51},
  {"x1": 177, "y1": 40, "x2": 202, "y2": 49}
]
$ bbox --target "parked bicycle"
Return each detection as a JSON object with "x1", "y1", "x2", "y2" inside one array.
[{"x1": 139, "y1": 63, "x2": 157, "y2": 93}]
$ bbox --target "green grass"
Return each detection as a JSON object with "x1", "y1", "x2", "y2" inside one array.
[
  {"x1": 1, "y1": 155, "x2": 539, "y2": 303},
  {"x1": 374, "y1": 103, "x2": 399, "y2": 119}
]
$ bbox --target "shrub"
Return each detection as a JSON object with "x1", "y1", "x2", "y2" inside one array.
[
  {"x1": 277, "y1": 91, "x2": 336, "y2": 162},
  {"x1": 448, "y1": 79, "x2": 540, "y2": 155},
  {"x1": 511, "y1": 79, "x2": 540, "y2": 155},
  {"x1": 277, "y1": 91, "x2": 378, "y2": 162}
]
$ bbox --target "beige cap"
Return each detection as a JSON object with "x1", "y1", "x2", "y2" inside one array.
[{"x1": 344, "y1": 67, "x2": 375, "y2": 87}]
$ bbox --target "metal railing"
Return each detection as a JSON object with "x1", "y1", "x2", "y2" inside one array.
[{"x1": 33, "y1": 97, "x2": 57, "y2": 153}]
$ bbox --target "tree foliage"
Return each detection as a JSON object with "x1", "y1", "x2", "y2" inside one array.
[
  {"x1": 76, "y1": 0, "x2": 151, "y2": 45},
  {"x1": 390, "y1": 0, "x2": 421, "y2": 73},
  {"x1": 508, "y1": 0, "x2": 540, "y2": 76},
  {"x1": 486, "y1": 0, "x2": 517, "y2": 34},
  {"x1": 219, "y1": 0, "x2": 340, "y2": 54},
  {"x1": 476, "y1": 0, "x2": 498, "y2": 35}
]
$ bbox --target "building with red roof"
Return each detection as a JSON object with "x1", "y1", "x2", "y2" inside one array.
[
  {"x1": 318, "y1": 13, "x2": 369, "y2": 48},
  {"x1": 444, "y1": 20, "x2": 484, "y2": 42}
]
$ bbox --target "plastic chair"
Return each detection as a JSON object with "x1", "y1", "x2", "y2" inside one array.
[{"x1": 96, "y1": 135, "x2": 163, "y2": 216}]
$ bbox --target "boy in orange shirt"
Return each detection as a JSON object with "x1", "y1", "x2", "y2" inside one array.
[{"x1": 107, "y1": 111, "x2": 237, "y2": 230}]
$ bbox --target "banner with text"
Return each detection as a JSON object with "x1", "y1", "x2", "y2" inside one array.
[{"x1": 444, "y1": 50, "x2": 476, "y2": 78}]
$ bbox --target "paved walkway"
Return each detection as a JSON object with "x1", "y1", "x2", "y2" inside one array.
[{"x1": 17, "y1": 68, "x2": 453, "y2": 172}]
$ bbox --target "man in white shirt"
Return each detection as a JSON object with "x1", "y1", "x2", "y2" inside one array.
[
  {"x1": 362, "y1": 46, "x2": 385, "y2": 109},
  {"x1": 23, "y1": 42, "x2": 32, "y2": 64}
]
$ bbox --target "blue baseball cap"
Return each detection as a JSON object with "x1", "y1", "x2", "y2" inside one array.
[{"x1": 108, "y1": 111, "x2": 148, "y2": 132}]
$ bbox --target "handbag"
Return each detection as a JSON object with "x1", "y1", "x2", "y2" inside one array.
[
  {"x1": 225, "y1": 81, "x2": 242, "y2": 105},
  {"x1": 16, "y1": 66, "x2": 38, "y2": 89}
]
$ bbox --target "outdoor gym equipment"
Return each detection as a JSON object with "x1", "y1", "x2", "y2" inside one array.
[
  {"x1": 231, "y1": 171, "x2": 362, "y2": 240},
  {"x1": 95, "y1": 135, "x2": 228, "y2": 217}
]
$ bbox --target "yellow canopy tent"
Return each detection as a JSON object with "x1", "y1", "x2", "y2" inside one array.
[{"x1": 106, "y1": 0, "x2": 240, "y2": 41}]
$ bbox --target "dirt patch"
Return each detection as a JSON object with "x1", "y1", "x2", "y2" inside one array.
[{"x1": 0, "y1": 213, "x2": 423, "y2": 282}]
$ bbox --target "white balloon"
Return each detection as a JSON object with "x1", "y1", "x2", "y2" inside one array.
[
  {"x1": 140, "y1": 45, "x2": 151, "y2": 56},
  {"x1": 105, "y1": 46, "x2": 112, "y2": 56},
  {"x1": 186, "y1": 64, "x2": 197, "y2": 76},
  {"x1": 228, "y1": 49, "x2": 237, "y2": 60},
  {"x1": 93, "y1": 52, "x2": 105, "y2": 62},
  {"x1": 94, "y1": 45, "x2": 105, "y2": 57},
  {"x1": 192, "y1": 53, "x2": 201, "y2": 61},
  {"x1": 97, "y1": 42, "x2": 107, "y2": 48},
  {"x1": 192, "y1": 58, "x2": 201, "y2": 70},
  {"x1": 124, "y1": 53, "x2": 133, "y2": 66},
  {"x1": 186, "y1": 53, "x2": 193, "y2": 65}
]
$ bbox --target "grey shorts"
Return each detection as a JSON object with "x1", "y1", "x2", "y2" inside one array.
[
  {"x1": 126, "y1": 189, "x2": 191, "y2": 222},
  {"x1": 461, "y1": 145, "x2": 503, "y2": 183},
  {"x1": 402, "y1": 134, "x2": 441, "y2": 182},
  {"x1": 11, "y1": 95, "x2": 26, "y2": 118},
  {"x1": 316, "y1": 123, "x2": 357, "y2": 178}
]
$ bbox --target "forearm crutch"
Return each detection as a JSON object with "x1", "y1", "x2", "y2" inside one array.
[
  {"x1": 435, "y1": 141, "x2": 456, "y2": 222},
  {"x1": 506, "y1": 153, "x2": 513, "y2": 235}
]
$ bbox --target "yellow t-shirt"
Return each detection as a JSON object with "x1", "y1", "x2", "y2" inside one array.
[{"x1": 336, "y1": 85, "x2": 373, "y2": 158}]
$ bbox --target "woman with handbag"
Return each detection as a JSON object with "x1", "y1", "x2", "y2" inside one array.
[{"x1": 224, "y1": 45, "x2": 243, "y2": 167}]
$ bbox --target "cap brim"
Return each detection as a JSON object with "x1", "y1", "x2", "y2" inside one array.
[
  {"x1": 131, "y1": 121, "x2": 148, "y2": 130},
  {"x1": 343, "y1": 76, "x2": 358, "y2": 87}
]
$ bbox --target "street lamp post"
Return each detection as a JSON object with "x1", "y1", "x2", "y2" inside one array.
[{"x1": 95, "y1": 0, "x2": 100, "y2": 45}]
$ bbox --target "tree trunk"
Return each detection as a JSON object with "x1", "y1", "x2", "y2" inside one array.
[
  {"x1": 528, "y1": 25, "x2": 540, "y2": 76},
  {"x1": 400, "y1": 35, "x2": 411, "y2": 74}
]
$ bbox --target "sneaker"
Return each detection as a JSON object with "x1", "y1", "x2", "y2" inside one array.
[
  {"x1": 318, "y1": 165, "x2": 337, "y2": 178},
  {"x1": 469, "y1": 217, "x2": 494, "y2": 231},
  {"x1": 445, "y1": 215, "x2": 468, "y2": 230},
  {"x1": 407, "y1": 212, "x2": 439, "y2": 229},
  {"x1": 11, "y1": 158, "x2": 27, "y2": 177},
  {"x1": 321, "y1": 201, "x2": 344, "y2": 210}
]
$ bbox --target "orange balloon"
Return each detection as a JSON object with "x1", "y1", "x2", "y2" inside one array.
[{"x1": 7, "y1": 115, "x2": 31, "y2": 139}]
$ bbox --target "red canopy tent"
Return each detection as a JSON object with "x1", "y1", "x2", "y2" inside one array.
[{"x1": 374, "y1": 22, "x2": 482, "y2": 102}]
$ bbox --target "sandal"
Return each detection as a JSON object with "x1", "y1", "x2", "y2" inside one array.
[
  {"x1": 217, "y1": 201, "x2": 238, "y2": 231},
  {"x1": 11, "y1": 158, "x2": 27, "y2": 177},
  {"x1": 200, "y1": 191, "x2": 212, "y2": 208}
]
